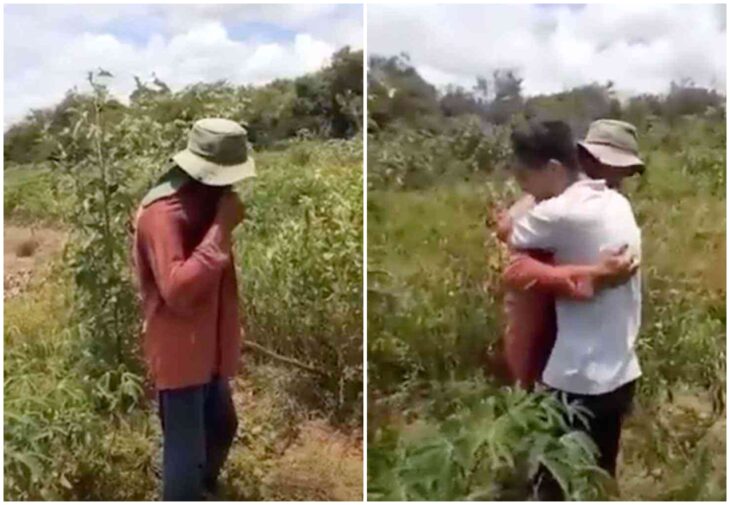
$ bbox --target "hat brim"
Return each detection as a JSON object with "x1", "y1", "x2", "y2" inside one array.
[
  {"x1": 578, "y1": 141, "x2": 644, "y2": 172},
  {"x1": 173, "y1": 148, "x2": 256, "y2": 186}
]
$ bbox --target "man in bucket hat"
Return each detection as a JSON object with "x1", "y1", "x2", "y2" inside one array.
[
  {"x1": 578, "y1": 119, "x2": 645, "y2": 189},
  {"x1": 133, "y1": 118, "x2": 256, "y2": 500}
]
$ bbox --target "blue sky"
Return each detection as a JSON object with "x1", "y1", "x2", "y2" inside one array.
[
  {"x1": 369, "y1": 4, "x2": 726, "y2": 98},
  {"x1": 4, "y1": 4, "x2": 363, "y2": 125}
]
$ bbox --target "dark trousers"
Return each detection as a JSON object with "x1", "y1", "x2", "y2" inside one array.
[
  {"x1": 158, "y1": 377, "x2": 238, "y2": 501},
  {"x1": 535, "y1": 380, "x2": 636, "y2": 500}
]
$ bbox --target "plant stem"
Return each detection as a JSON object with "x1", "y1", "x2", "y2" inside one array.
[{"x1": 92, "y1": 84, "x2": 122, "y2": 364}]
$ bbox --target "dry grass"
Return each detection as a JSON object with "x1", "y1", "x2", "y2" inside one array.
[
  {"x1": 263, "y1": 420, "x2": 363, "y2": 501},
  {"x1": 619, "y1": 389, "x2": 726, "y2": 501}
]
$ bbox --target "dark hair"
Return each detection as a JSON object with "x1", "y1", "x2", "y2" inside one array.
[{"x1": 510, "y1": 120, "x2": 579, "y2": 171}]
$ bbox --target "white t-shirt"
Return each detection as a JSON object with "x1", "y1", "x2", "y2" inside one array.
[{"x1": 510, "y1": 178, "x2": 642, "y2": 395}]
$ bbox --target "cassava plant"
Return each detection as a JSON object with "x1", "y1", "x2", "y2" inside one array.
[{"x1": 368, "y1": 380, "x2": 609, "y2": 501}]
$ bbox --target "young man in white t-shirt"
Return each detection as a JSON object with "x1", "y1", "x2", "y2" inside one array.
[{"x1": 507, "y1": 120, "x2": 642, "y2": 499}]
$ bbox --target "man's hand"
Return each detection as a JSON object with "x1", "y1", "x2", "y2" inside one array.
[
  {"x1": 488, "y1": 195, "x2": 535, "y2": 243},
  {"x1": 508, "y1": 194, "x2": 536, "y2": 219},
  {"x1": 485, "y1": 203, "x2": 503, "y2": 227},
  {"x1": 494, "y1": 208, "x2": 512, "y2": 242},
  {"x1": 216, "y1": 191, "x2": 245, "y2": 231},
  {"x1": 596, "y1": 245, "x2": 640, "y2": 288}
]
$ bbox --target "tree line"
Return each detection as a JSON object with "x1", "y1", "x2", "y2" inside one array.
[
  {"x1": 5, "y1": 47, "x2": 363, "y2": 165},
  {"x1": 368, "y1": 53, "x2": 725, "y2": 136}
]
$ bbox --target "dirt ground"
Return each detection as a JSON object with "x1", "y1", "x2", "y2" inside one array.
[
  {"x1": 5, "y1": 225, "x2": 66, "y2": 297},
  {"x1": 261, "y1": 419, "x2": 363, "y2": 500}
]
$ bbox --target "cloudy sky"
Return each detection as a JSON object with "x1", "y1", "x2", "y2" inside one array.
[
  {"x1": 4, "y1": 4, "x2": 363, "y2": 126},
  {"x1": 368, "y1": 4, "x2": 726, "y2": 98}
]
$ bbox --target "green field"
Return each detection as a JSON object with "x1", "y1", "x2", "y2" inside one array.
[{"x1": 367, "y1": 115, "x2": 726, "y2": 500}]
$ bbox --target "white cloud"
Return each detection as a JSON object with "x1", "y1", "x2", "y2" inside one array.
[
  {"x1": 368, "y1": 4, "x2": 725, "y2": 97},
  {"x1": 4, "y1": 4, "x2": 363, "y2": 126},
  {"x1": 158, "y1": 4, "x2": 356, "y2": 43}
]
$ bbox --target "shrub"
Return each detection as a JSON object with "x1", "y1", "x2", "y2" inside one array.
[{"x1": 239, "y1": 139, "x2": 363, "y2": 421}]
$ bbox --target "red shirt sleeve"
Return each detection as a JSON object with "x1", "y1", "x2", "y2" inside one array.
[
  {"x1": 503, "y1": 251, "x2": 595, "y2": 300},
  {"x1": 137, "y1": 200, "x2": 231, "y2": 314}
]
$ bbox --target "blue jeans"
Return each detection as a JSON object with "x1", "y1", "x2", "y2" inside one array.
[{"x1": 158, "y1": 377, "x2": 238, "y2": 501}]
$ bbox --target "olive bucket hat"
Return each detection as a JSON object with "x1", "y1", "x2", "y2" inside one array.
[
  {"x1": 578, "y1": 119, "x2": 644, "y2": 172},
  {"x1": 173, "y1": 117, "x2": 256, "y2": 186}
]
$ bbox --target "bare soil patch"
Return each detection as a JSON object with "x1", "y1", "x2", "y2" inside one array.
[{"x1": 4, "y1": 225, "x2": 66, "y2": 297}]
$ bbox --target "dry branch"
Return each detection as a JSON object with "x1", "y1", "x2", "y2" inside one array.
[{"x1": 242, "y1": 340, "x2": 330, "y2": 378}]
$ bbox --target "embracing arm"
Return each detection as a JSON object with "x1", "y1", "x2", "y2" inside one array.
[
  {"x1": 503, "y1": 252, "x2": 595, "y2": 300},
  {"x1": 503, "y1": 250, "x2": 638, "y2": 300},
  {"x1": 497, "y1": 205, "x2": 637, "y2": 299}
]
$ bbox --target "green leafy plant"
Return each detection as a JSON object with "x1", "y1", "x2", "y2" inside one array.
[{"x1": 369, "y1": 380, "x2": 608, "y2": 501}]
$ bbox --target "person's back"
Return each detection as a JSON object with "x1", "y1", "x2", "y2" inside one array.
[
  {"x1": 512, "y1": 178, "x2": 642, "y2": 395},
  {"x1": 493, "y1": 190, "x2": 634, "y2": 390}
]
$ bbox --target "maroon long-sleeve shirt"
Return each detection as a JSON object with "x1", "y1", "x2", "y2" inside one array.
[{"x1": 133, "y1": 182, "x2": 241, "y2": 390}]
